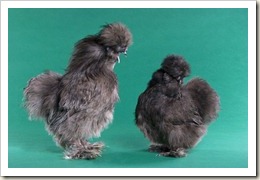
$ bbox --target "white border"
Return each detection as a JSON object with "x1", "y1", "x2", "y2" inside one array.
[
  {"x1": 247, "y1": 0, "x2": 257, "y2": 178},
  {"x1": 1, "y1": 0, "x2": 256, "y2": 177},
  {"x1": 1, "y1": 0, "x2": 9, "y2": 177},
  {"x1": 0, "y1": 1, "x2": 256, "y2": 8}
]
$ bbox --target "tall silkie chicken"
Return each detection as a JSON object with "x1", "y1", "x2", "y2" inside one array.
[
  {"x1": 23, "y1": 23, "x2": 132, "y2": 159},
  {"x1": 135, "y1": 55, "x2": 220, "y2": 157}
]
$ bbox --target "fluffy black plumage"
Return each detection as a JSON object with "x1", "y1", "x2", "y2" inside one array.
[
  {"x1": 23, "y1": 23, "x2": 132, "y2": 159},
  {"x1": 135, "y1": 55, "x2": 220, "y2": 157}
]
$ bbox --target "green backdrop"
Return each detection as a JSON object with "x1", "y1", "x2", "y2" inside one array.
[{"x1": 8, "y1": 8, "x2": 248, "y2": 168}]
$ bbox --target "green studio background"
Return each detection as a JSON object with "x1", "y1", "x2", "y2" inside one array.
[{"x1": 8, "y1": 8, "x2": 248, "y2": 168}]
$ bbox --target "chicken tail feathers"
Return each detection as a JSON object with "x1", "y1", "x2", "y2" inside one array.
[
  {"x1": 23, "y1": 71, "x2": 62, "y2": 120},
  {"x1": 185, "y1": 78, "x2": 220, "y2": 124}
]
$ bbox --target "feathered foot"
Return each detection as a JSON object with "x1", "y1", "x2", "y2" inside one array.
[
  {"x1": 64, "y1": 141, "x2": 105, "y2": 160},
  {"x1": 159, "y1": 148, "x2": 187, "y2": 158},
  {"x1": 148, "y1": 144, "x2": 170, "y2": 153}
]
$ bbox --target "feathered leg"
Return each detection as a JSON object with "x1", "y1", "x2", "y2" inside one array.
[
  {"x1": 159, "y1": 148, "x2": 187, "y2": 158},
  {"x1": 48, "y1": 111, "x2": 106, "y2": 160},
  {"x1": 149, "y1": 144, "x2": 187, "y2": 157},
  {"x1": 63, "y1": 140, "x2": 104, "y2": 160},
  {"x1": 148, "y1": 144, "x2": 170, "y2": 153}
]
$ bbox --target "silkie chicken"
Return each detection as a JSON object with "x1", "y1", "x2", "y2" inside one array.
[
  {"x1": 23, "y1": 23, "x2": 132, "y2": 159},
  {"x1": 135, "y1": 55, "x2": 220, "y2": 157}
]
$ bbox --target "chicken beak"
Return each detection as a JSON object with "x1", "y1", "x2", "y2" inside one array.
[
  {"x1": 117, "y1": 48, "x2": 128, "y2": 63},
  {"x1": 124, "y1": 48, "x2": 128, "y2": 57},
  {"x1": 177, "y1": 76, "x2": 183, "y2": 85}
]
